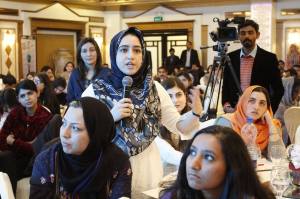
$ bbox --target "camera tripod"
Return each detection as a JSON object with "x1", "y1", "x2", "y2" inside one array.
[{"x1": 200, "y1": 42, "x2": 242, "y2": 121}]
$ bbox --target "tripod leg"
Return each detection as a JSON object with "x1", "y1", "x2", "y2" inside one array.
[{"x1": 225, "y1": 55, "x2": 242, "y2": 95}]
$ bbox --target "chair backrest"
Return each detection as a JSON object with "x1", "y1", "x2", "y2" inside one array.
[
  {"x1": 0, "y1": 172, "x2": 15, "y2": 199},
  {"x1": 284, "y1": 106, "x2": 300, "y2": 144},
  {"x1": 295, "y1": 125, "x2": 300, "y2": 144}
]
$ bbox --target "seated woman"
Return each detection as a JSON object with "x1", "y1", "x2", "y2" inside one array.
[
  {"x1": 157, "y1": 76, "x2": 196, "y2": 175},
  {"x1": 215, "y1": 86, "x2": 282, "y2": 153},
  {"x1": 275, "y1": 66, "x2": 300, "y2": 144},
  {"x1": 176, "y1": 71, "x2": 193, "y2": 90},
  {"x1": 0, "y1": 80, "x2": 52, "y2": 193},
  {"x1": 160, "y1": 76, "x2": 192, "y2": 152},
  {"x1": 30, "y1": 97, "x2": 131, "y2": 199},
  {"x1": 40, "y1": 65, "x2": 55, "y2": 82},
  {"x1": 52, "y1": 77, "x2": 67, "y2": 106},
  {"x1": 61, "y1": 61, "x2": 74, "y2": 84},
  {"x1": 26, "y1": 72, "x2": 36, "y2": 81},
  {"x1": 0, "y1": 88, "x2": 19, "y2": 129},
  {"x1": 34, "y1": 73, "x2": 60, "y2": 114},
  {"x1": 160, "y1": 125, "x2": 275, "y2": 199}
]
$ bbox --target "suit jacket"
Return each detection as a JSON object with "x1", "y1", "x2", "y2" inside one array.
[
  {"x1": 180, "y1": 49, "x2": 200, "y2": 68},
  {"x1": 164, "y1": 55, "x2": 180, "y2": 74},
  {"x1": 222, "y1": 46, "x2": 284, "y2": 112}
]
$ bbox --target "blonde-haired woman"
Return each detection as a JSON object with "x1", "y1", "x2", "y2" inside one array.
[{"x1": 286, "y1": 44, "x2": 300, "y2": 70}]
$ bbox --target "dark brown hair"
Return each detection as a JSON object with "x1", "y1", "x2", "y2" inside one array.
[
  {"x1": 160, "y1": 125, "x2": 275, "y2": 199},
  {"x1": 238, "y1": 19, "x2": 259, "y2": 33},
  {"x1": 77, "y1": 37, "x2": 102, "y2": 80},
  {"x1": 252, "y1": 86, "x2": 271, "y2": 109}
]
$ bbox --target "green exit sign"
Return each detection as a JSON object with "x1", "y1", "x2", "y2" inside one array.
[{"x1": 154, "y1": 16, "x2": 163, "y2": 22}]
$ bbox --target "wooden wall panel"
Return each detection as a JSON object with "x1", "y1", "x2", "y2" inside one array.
[{"x1": 36, "y1": 34, "x2": 74, "y2": 73}]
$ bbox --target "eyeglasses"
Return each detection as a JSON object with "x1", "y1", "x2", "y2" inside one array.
[{"x1": 33, "y1": 78, "x2": 40, "y2": 85}]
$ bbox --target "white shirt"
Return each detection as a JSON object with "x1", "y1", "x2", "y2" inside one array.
[
  {"x1": 185, "y1": 49, "x2": 191, "y2": 67},
  {"x1": 240, "y1": 44, "x2": 258, "y2": 58}
]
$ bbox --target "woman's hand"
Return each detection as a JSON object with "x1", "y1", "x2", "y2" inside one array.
[
  {"x1": 6, "y1": 134, "x2": 15, "y2": 145},
  {"x1": 263, "y1": 111, "x2": 281, "y2": 141},
  {"x1": 263, "y1": 111, "x2": 273, "y2": 126},
  {"x1": 241, "y1": 123, "x2": 258, "y2": 146},
  {"x1": 188, "y1": 87, "x2": 203, "y2": 116},
  {"x1": 111, "y1": 98, "x2": 133, "y2": 122}
]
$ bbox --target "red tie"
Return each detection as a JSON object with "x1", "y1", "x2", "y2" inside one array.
[{"x1": 240, "y1": 55, "x2": 254, "y2": 91}]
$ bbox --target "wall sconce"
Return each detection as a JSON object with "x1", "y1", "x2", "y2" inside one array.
[
  {"x1": 89, "y1": 26, "x2": 106, "y2": 63},
  {"x1": 3, "y1": 29, "x2": 15, "y2": 46},
  {"x1": 2, "y1": 29, "x2": 15, "y2": 73}
]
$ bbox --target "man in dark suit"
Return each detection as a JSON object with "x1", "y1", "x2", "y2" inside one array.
[
  {"x1": 164, "y1": 48, "x2": 180, "y2": 75},
  {"x1": 180, "y1": 41, "x2": 201, "y2": 70},
  {"x1": 222, "y1": 19, "x2": 284, "y2": 113},
  {"x1": 180, "y1": 41, "x2": 204, "y2": 84}
]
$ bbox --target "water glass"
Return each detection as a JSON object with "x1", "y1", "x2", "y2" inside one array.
[
  {"x1": 270, "y1": 166, "x2": 291, "y2": 198},
  {"x1": 269, "y1": 145, "x2": 286, "y2": 165}
]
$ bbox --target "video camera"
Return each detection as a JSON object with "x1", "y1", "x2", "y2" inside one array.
[{"x1": 210, "y1": 17, "x2": 245, "y2": 43}]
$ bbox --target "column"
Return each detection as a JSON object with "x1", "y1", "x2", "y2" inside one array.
[{"x1": 250, "y1": 0, "x2": 276, "y2": 52}]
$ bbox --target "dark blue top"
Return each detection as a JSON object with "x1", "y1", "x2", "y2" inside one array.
[
  {"x1": 160, "y1": 190, "x2": 173, "y2": 199},
  {"x1": 66, "y1": 67, "x2": 111, "y2": 103}
]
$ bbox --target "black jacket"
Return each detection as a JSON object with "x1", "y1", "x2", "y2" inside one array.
[
  {"x1": 180, "y1": 49, "x2": 200, "y2": 68},
  {"x1": 222, "y1": 46, "x2": 284, "y2": 112},
  {"x1": 164, "y1": 55, "x2": 180, "y2": 74}
]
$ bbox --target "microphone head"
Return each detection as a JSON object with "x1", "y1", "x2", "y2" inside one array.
[{"x1": 122, "y1": 76, "x2": 133, "y2": 87}]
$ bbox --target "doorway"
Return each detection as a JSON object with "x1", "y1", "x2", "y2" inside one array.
[
  {"x1": 143, "y1": 30, "x2": 187, "y2": 75},
  {"x1": 127, "y1": 20, "x2": 194, "y2": 76},
  {"x1": 36, "y1": 30, "x2": 76, "y2": 76}
]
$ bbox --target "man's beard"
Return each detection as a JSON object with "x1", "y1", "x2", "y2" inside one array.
[{"x1": 242, "y1": 39, "x2": 253, "y2": 49}]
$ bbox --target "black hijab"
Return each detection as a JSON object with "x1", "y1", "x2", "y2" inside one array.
[{"x1": 57, "y1": 97, "x2": 119, "y2": 198}]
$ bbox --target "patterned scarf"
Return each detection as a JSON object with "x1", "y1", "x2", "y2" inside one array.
[{"x1": 92, "y1": 27, "x2": 161, "y2": 156}]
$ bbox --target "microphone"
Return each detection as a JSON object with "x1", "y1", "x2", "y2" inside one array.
[
  {"x1": 120, "y1": 76, "x2": 133, "y2": 128},
  {"x1": 122, "y1": 76, "x2": 133, "y2": 98}
]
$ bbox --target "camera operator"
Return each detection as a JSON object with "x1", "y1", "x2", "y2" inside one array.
[{"x1": 222, "y1": 19, "x2": 283, "y2": 113}]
